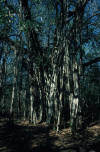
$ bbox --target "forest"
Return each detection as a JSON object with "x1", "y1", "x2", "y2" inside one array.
[{"x1": 0, "y1": 0, "x2": 100, "y2": 152}]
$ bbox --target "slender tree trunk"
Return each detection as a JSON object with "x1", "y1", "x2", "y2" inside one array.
[
  {"x1": 29, "y1": 72, "x2": 34, "y2": 123},
  {"x1": 10, "y1": 65, "x2": 16, "y2": 119}
]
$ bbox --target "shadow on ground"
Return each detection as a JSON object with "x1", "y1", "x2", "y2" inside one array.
[
  {"x1": 0, "y1": 119, "x2": 100, "y2": 152},
  {"x1": 0, "y1": 119, "x2": 59, "y2": 152}
]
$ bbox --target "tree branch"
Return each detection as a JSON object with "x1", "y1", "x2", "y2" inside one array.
[
  {"x1": 83, "y1": 57, "x2": 100, "y2": 67},
  {"x1": 0, "y1": 35, "x2": 27, "y2": 53},
  {"x1": 82, "y1": 0, "x2": 90, "y2": 9},
  {"x1": 20, "y1": 0, "x2": 40, "y2": 55},
  {"x1": 83, "y1": 12, "x2": 100, "y2": 26}
]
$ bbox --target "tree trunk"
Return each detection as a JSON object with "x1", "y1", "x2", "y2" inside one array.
[
  {"x1": 10, "y1": 63, "x2": 16, "y2": 119},
  {"x1": 69, "y1": 56, "x2": 80, "y2": 134}
]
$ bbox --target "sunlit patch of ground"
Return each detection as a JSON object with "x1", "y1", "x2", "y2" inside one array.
[{"x1": 0, "y1": 119, "x2": 100, "y2": 152}]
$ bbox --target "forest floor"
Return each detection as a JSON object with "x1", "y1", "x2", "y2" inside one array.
[{"x1": 0, "y1": 119, "x2": 100, "y2": 152}]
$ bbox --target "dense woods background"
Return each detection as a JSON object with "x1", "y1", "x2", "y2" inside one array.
[{"x1": 0, "y1": 0, "x2": 100, "y2": 137}]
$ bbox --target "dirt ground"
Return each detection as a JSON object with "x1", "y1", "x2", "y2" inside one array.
[{"x1": 0, "y1": 119, "x2": 100, "y2": 152}]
